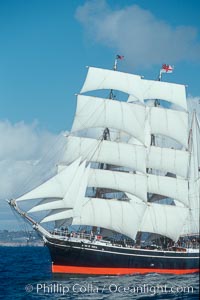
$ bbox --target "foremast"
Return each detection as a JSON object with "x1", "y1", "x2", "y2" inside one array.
[{"x1": 93, "y1": 55, "x2": 123, "y2": 234}]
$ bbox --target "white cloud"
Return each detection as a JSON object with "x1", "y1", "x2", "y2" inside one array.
[
  {"x1": 0, "y1": 120, "x2": 67, "y2": 230},
  {"x1": 75, "y1": 0, "x2": 200, "y2": 68},
  {"x1": 0, "y1": 120, "x2": 66, "y2": 200}
]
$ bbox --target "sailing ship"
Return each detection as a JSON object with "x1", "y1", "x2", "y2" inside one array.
[{"x1": 9, "y1": 57, "x2": 199, "y2": 275}]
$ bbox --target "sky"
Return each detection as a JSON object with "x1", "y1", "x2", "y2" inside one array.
[{"x1": 0, "y1": 0, "x2": 200, "y2": 230}]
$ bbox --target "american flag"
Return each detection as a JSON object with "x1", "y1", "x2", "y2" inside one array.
[{"x1": 116, "y1": 55, "x2": 124, "y2": 60}]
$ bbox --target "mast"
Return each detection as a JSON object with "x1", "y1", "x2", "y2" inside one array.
[
  {"x1": 100, "y1": 55, "x2": 124, "y2": 172},
  {"x1": 94, "y1": 55, "x2": 124, "y2": 234},
  {"x1": 151, "y1": 64, "x2": 174, "y2": 148},
  {"x1": 109, "y1": 55, "x2": 124, "y2": 100},
  {"x1": 141, "y1": 64, "x2": 175, "y2": 245}
]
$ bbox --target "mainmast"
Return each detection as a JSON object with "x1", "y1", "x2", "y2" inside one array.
[
  {"x1": 151, "y1": 64, "x2": 174, "y2": 146},
  {"x1": 139, "y1": 64, "x2": 175, "y2": 244}
]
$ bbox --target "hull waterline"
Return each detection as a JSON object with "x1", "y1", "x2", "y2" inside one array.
[{"x1": 45, "y1": 236, "x2": 199, "y2": 276}]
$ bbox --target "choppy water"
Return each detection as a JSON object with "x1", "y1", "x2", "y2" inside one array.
[{"x1": 1, "y1": 246, "x2": 199, "y2": 299}]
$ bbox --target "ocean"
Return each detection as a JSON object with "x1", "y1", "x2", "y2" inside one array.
[{"x1": 1, "y1": 246, "x2": 199, "y2": 299}]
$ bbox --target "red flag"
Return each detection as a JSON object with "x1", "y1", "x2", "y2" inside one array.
[{"x1": 161, "y1": 64, "x2": 173, "y2": 73}]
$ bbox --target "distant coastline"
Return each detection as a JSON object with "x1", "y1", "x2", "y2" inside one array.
[
  {"x1": 0, "y1": 241, "x2": 44, "y2": 247},
  {"x1": 0, "y1": 230, "x2": 43, "y2": 247}
]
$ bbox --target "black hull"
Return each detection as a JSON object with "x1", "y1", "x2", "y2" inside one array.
[{"x1": 44, "y1": 237, "x2": 199, "y2": 275}]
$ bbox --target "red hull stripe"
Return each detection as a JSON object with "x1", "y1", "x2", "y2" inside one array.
[{"x1": 52, "y1": 265, "x2": 199, "y2": 275}]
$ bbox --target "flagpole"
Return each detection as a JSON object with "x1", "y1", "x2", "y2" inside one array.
[
  {"x1": 158, "y1": 70, "x2": 162, "y2": 81},
  {"x1": 109, "y1": 55, "x2": 124, "y2": 99},
  {"x1": 113, "y1": 58, "x2": 118, "y2": 71}
]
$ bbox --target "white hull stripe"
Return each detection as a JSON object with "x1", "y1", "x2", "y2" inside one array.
[{"x1": 46, "y1": 240, "x2": 199, "y2": 259}]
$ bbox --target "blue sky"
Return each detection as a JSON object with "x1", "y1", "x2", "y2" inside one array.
[
  {"x1": 0, "y1": 0, "x2": 200, "y2": 230},
  {"x1": 0, "y1": 0, "x2": 200, "y2": 132}
]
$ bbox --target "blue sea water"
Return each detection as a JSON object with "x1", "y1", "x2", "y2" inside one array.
[{"x1": 0, "y1": 246, "x2": 199, "y2": 299}]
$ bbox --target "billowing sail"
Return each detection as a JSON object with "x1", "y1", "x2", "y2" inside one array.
[
  {"x1": 16, "y1": 157, "x2": 82, "y2": 201},
  {"x1": 81, "y1": 67, "x2": 142, "y2": 101},
  {"x1": 29, "y1": 161, "x2": 89, "y2": 213},
  {"x1": 149, "y1": 107, "x2": 188, "y2": 147},
  {"x1": 63, "y1": 136, "x2": 189, "y2": 178},
  {"x1": 139, "y1": 203, "x2": 189, "y2": 241},
  {"x1": 41, "y1": 196, "x2": 146, "y2": 240},
  {"x1": 88, "y1": 169, "x2": 147, "y2": 202},
  {"x1": 128, "y1": 78, "x2": 187, "y2": 110},
  {"x1": 72, "y1": 96, "x2": 188, "y2": 147},
  {"x1": 72, "y1": 95, "x2": 146, "y2": 144},
  {"x1": 73, "y1": 197, "x2": 147, "y2": 240},
  {"x1": 147, "y1": 174, "x2": 188, "y2": 206},
  {"x1": 147, "y1": 146, "x2": 189, "y2": 178},
  {"x1": 62, "y1": 136, "x2": 146, "y2": 173}
]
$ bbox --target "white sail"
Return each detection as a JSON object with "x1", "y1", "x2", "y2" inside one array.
[
  {"x1": 189, "y1": 113, "x2": 200, "y2": 179},
  {"x1": 139, "y1": 203, "x2": 189, "y2": 241},
  {"x1": 88, "y1": 169, "x2": 147, "y2": 201},
  {"x1": 12, "y1": 61, "x2": 200, "y2": 246},
  {"x1": 29, "y1": 200, "x2": 66, "y2": 212},
  {"x1": 62, "y1": 136, "x2": 146, "y2": 173},
  {"x1": 40, "y1": 163, "x2": 90, "y2": 221},
  {"x1": 128, "y1": 79, "x2": 187, "y2": 110},
  {"x1": 88, "y1": 169, "x2": 188, "y2": 205},
  {"x1": 16, "y1": 157, "x2": 81, "y2": 201},
  {"x1": 81, "y1": 67, "x2": 142, "y2": 101},
  {"x1": 142, "y1": 79, "x2": 187, "y2": 110},
  {"x1": 72, "y1": 95, "x2": 146, "y2": 144},
  {"x1": 181, "y1": 114, "x2": 200, "y2": 235},
  {"x1": 147, "y1": 146, "x2": 189, "y2": 178},
  {"x1": 41, "y1": 209, "x2": 74, "y2": 223},
  {"x1": 148, "y1": 174, "x2": 189, "y2": 206},
  {"x1": 72, "y1": 197, "x2": 147, "y2": 240},
  {"x1": 29, "y1": 161, "x2": 88, "y2": 213},
  {"x1": 180, "y1": 195, "x2": 200, "y2": 236},
  {"x1": 149, "y1": 107, "x2": 188, "y2": 147},
  {"x1": 73, "y1": 163, "x2": 90, "y2": 216},
  {"x1": 41, "y1": 196, "x2": 189, "y2": 241},
  {"x1": 180, "y1": 206, "x2": 199, "y2": 236}
]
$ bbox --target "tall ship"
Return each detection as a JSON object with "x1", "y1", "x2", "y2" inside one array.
[{"x1": 9, "y1": 57, "x2": 199, "y2": 275}]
